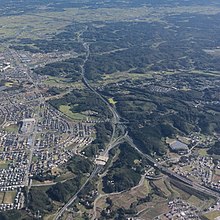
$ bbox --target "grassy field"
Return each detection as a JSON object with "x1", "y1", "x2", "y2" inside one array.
[
  {"x1": 139, "y1": 197, "x2": 169, "y2": 220},
  {"x1": 96, "y1": 71, "x2": 153, "y2": 87},
  {"x1": 198, "y1": 148, "x2": 208, "y2": 156},
  {"x1": 44, "y1": 76, "x2": 73, "y2": 87},
  {"x1": 170, "y1": 182, "x2": 191, "y2": 200},
  {"x1": 0, "y1": 13, "x2": 70, "y2": 41},
  {"x1": 51, "y1": 167, "x2": 62, "y2": 176},
  {"x1": 3, "y1": 124, "x2": 19, "y2": 133},
  {"x1": 44, "y1": 213, "x2": 57, "y2": 220},
  {"x1": 0, "y1": 5, "x2": 159, "y2": 43},
  {"x1": 110, "y1": 179, "x2": 150, "y2": 209},
  {"x1": 153, "y1": 178, "x2": 172, "y2": 197},
  {"x1": 59, "y1": 105, "x2": 87, "y2": 121},
  {"x1": 108, "y1": 97, "x2": 117, "y2": 105},
  {"x1": 95, "y1": 69, "x2": 220, "y2": 89},
  {"x1": 187, "y1": 195, "x2": 204, "y2": 207},
  {"x1": 32, "y1": 156, "x2": 38, "y2": 163},
  {"x1": 202, "y1": 210, "x2": 220, "y2": 220},
  {"x1": 200, "y1": 199, "x2": 216, "y2": 212},
  {"x1": 55, "y1": 171, "x2": 75, "y2": 182},
  {"x1": 191, "y1": 70, "x2": 220, "y2": 77},
  {"x1": 96, "y1": 179, "x2": 150, "y2": 218},
  {"x1": 3, "y1": 191, "x2": 17, "y2": 204},
  {"x1": 0, "y1": 160, "x2": 10, "y2": 169}
]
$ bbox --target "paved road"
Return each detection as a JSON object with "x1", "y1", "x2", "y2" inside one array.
[
  {"x1": 126, "y1": 136, "x2": 220, "y2": 198},
  {"x1": 54, "y1": 26, "x2": 220, "y2": 220},
  {"x1": 54, "y1": 166, "x2": 101, "y2": 220},
  {"x1": 92, "y1": 173, "x2": 147, "y2": 220},
  {"x1": 53, "y1": 27, "x2": 127, "y2": 220},
  {"x1": 7, "y1": 49, "x2": 45, "y2": 189}
]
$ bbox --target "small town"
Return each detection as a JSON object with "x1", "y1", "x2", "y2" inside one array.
[{"x1": 0, "y1": 48, "x2": 96, "y2": 210}]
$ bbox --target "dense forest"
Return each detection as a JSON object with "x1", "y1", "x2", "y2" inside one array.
[
  {"x1": 100, "y1": 73, "x2": 220, "y2": 155},
  {"x1": 29, "y1": 155, "x2": 94, "y2": 212},
  {"x1": 84, "y1": 122, "x2": 113, "y2": 157},
  {"x1": 19, "y1": 12, "x2": 220, "y2": 80},
  {"x1": 34, "y1": 57, "x2": 84, "y2": 81},
  {"x1": 102, "y1": 143, "x2": 146, "y2": 193},
  {"x1": 49, "y1": 89, "x2": 112, "y2": 119},
  {"x1": 208, "y1": 142, "x2": 220, "y2": 155}
]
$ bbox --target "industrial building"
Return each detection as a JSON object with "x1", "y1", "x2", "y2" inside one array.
[
  {"x1": 169, "y1": 140, "x2": 189, "y2": 154},
  {"x1": 20, "y1": 118, "x2": 36, "y2": 134}
]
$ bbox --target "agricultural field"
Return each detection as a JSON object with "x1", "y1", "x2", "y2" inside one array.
[
  {"x1": 0, "y1": 0, "x2": 220, "y2": 219},
  {"x1": 138, "y1": 198, "x2": 169, "y2": 220},
  {"x1": 95, "y1": 179, "x2": 150, "y2": 218}
]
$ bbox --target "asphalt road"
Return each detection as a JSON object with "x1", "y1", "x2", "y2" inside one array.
[
  {"x1": 54, "y1": 27, "x2": 220, "y2": 220},
  {"x1": 54, "y1": 166, "x2": 101, "y2": 220}
]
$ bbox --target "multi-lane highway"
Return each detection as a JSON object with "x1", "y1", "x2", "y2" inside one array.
[
  {"x1": 54, "y1": 29, "x2": 126, "y2": 220},
  {"x1": 126, "y1": 136, "x2": 220, "y2": 198},
  {"x1": 53, "y1": 28, "x2": 220, "y2": 220}
]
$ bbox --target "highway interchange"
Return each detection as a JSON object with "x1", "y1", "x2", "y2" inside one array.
[{"x1": 53, "y1": 28, "x2": 220, "y2": 220}]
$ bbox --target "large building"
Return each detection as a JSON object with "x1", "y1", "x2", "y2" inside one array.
[
  {"x1": 169, "y1": 140, "x2": 189, "y2": 154},
  {"x1": 95, "y1": 155, "x2": 109, "y2": 166},
  {"x1": 20, "y1": 118, "x2": 36, "y2": 134}
]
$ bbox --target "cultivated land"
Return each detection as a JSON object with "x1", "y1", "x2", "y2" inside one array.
[{"x1": 0, "y1": 0, "x2": 220, "y2": 220}]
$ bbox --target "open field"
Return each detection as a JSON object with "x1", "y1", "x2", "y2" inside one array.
[
  {"x1": 187, "y1": 195, "x2": 204, "y2": 207},
  {"x1": 55, "y1": 171, "x2": 75, "y2": 182},
  {"x1": 170, "y1": 183, "x2": 191, "y2": 200},
  {"x1": 3, "y1": 191, "x2": 17, "y2": 204},
  {"x1": 94, "y1": 71, "x2": 154, "y2": 86},
  {"x1": 163, "y1": 178, "x2": 180, "y2": 198},
  {"x1": 153, "y1": 178, "x2": 172, "y2": 197},
  {"x1": 110, "y1": 179, "x2": 150, "y2": 209},
  {"x1": 43, "y1": 213, "x2": 57, "y2": 220},
  {"x1": 4, "y1": 82, "x2": 13, "y2": 87},
  {"x1": 191, "y1": 70, "x2": 220, "y2": 77},
  {"x1": 200, "y1": 199, "x2": 216, "y2": 212},
  {"x1": 96, "y1": 69, "x2": 220, "y2": 89},
  {"x1": 44, "y1": 76, "x2": 84, "y2": 89},
  {"x1": 0, "y1": 13, "x2": 70, "y2": 40},
  {"x1": 198, "y1": 148, "x2": 208, "y2": 156},
  {"x1": 138, "y1": 197, "x2": 169, "y2": 220},
  {"x1": 202, "y1": 210, "x2": 220, "y2": 220},
  {"x1": 59, "y1": 105, "x2": 87, "y2": 121},
  {"x1": 213, "y1": 174, "x2": 220, "y2": 183},
  {"x1": 3, "y1": 124, "x2": 19, "y2": 133},
  {"x1": 108, "y1": 97, "x2": 117, "y2": 105},
  {"x1": 170, "y1": 180, "x2": 216, "y2": 211},
  {"x1": 0, "y1": 160, "x2": 10, "y2": 169},
  {"x1": 95, "y1": 179, "x2": 150, "y2": 218},
  {"x1": 28, "y1": 5, "x2": 220, "y2": 24},
  {"x1": 51, "y1": 167, "x2": 62, "y2": 176}
]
